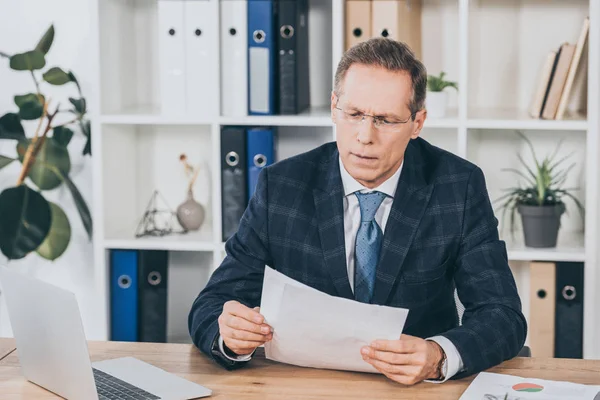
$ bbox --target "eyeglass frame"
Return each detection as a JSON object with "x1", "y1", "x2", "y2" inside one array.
[{"x1": 333, "y1": 96, "x2": 418, "y2": 131}]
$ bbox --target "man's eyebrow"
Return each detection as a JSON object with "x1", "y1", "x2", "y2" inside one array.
[{"x1": 342, "y1": 101, "x2": 405, "y2": 120}]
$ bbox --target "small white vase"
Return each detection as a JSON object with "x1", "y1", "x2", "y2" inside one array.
[{"x1": 426, "y1": 91, "x2": 448, "y2": 118}]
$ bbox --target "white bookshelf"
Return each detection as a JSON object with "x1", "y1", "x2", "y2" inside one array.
[{"x1": 89, "y1": 0, "x2": 600, "y2": 359}]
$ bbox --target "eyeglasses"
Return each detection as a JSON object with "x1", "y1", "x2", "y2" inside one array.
[{"x1": 334, "y1": 98, "x2": 416, "y2": 132}]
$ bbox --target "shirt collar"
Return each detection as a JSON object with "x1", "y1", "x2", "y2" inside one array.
[{"x1": 339, "y1": 156, "x2": 403, "y2": 198}]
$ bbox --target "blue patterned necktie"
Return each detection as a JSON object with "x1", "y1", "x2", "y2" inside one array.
[{"x1": 354, "y1": 191, "x2": 387, "y2": 303}]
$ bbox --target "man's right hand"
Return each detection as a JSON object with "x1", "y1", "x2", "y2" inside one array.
[{"x1": 218, "y1": 300, "x2": 273, "y2": 356}]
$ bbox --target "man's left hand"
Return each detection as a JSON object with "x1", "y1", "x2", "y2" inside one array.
[{"x1": 361, "y1": 334, "x2": 445, "y2": 386}]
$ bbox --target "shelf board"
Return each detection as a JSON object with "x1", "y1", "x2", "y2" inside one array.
[
  {"x1": 503, "y1": 231, "x2": 585, "y2": 262},
  {"x1": 423, "y1": 108, "x2": 459, "y2": 128},
  {"x1": 467, "y1": 108, "x2": 588, "y2": 131},
  {"x1": 100, "y1": 105, "x2": 214, "y2": 125},
  {"x1": 219, "y1": 106, "x2": 333, "y2": 127},
  {"x1": 101, "y1": 106, "x2": 336, "y2": 127},
  {"x1": 103, "y1": 228, "x2": 215, "y2": 252}
]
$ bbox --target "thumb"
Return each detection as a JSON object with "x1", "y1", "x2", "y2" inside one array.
[{"x1": 253, "y1": 306, "x2": 261, "y2": 312}]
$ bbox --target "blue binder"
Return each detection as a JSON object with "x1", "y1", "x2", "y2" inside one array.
[
  {"x1": 247, "y1": 127, "x2": 275, "y2": 201},
  {"x1": 248, "y1": 0, "x2": 276, "y2": 115},
  {"x1": 110, "y1": 249, "x2": 138, "y2": 342}
]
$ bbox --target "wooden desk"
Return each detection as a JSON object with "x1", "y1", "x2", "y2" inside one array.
[
  {"x1": 1, "y1": 338, "x2": 600, "y2": 399},
  {"x1": 0, "y1": 338, "x2": 15, "y2": 361}
]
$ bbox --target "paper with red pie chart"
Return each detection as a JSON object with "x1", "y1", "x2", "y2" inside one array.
[{"x1": 458, "y1": 372, "x2": 600, "y2": 400}]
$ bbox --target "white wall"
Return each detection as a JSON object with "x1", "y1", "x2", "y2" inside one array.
[{"x1": 0, "y1": 0, "x2": 104, "y2": 339}]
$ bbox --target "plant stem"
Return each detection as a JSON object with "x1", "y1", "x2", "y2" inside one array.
[
  {"x1": 16, "y1": 102, "x2": 59, "y2": 186},
  {"x1": 0, "y1": 51, "x2": 10, "y2": 58},
  {"x1": 51, "y1": 116, "x2": 80, "y2": 130},
  {"x1": 30, "y1": 71, "x2": 41, "y2": 97}
]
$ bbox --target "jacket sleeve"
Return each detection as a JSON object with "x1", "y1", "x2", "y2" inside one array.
[
  {"x1": 441, "y1": 167, "x2": 528, "y2": 379},
  {"x1": 188, "y1": 167, "x2": 272, "y2": 369}
]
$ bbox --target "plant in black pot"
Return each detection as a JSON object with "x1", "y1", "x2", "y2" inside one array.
[{"x1": 495, "y1": 131, "x2": 584, "y2": 248}]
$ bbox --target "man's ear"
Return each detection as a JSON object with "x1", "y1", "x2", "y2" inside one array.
[
  {"x1": 411, "y1": 109, "x2": 427, "y2": 139},
  {"x1": 331, "y1": 91, "x2": 338, "y2": 123}
]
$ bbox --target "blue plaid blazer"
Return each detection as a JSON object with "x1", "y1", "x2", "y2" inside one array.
[{"x1": 188, "y1": 137, "x2": 527, "y2": 379}]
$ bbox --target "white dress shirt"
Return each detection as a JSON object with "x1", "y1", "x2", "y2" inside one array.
[{"x1": 219, "y1": 157, "x2": 464, "y2": 382}]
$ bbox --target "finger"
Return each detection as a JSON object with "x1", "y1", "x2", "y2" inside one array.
[
  {"x1": 382, "y1": 371, "x2": 420, "y2": 386},
  {"x1": 371, "y1": 338, "x2": 419, "y2": 353},
  {"x1": 362, "y1": 355, "x2": 419, "y2": 376},
  {"x1": 362, "y1": 347, "x2": 415, "y2": 365},
  {"x1": 227, "y1": 302, "x2": 265, "y2": 324},
  {"x1": 224, "y1": 337, "x2": 270, "y2": 354},
  {"x1": 227, "y1": 315, "x2": 272, "y2": 335},
  {"x1": 223, "y1": 326, "x2": 273, "y2": 342}
]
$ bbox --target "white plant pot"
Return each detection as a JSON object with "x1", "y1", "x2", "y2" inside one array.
[{"x1": 426, "y1": 91, "x2": 448, "y2": 118}]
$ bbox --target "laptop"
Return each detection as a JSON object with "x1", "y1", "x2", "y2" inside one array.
[{"x1": 0, "y1": 265, "x2": 212, "y2": 400}]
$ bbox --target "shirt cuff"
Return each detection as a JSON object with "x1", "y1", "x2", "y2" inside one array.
[
  {"x1": 424, "y1": 335, "x2": 465, "y2": 383},
  {"x1": 218, "y1": 335, "x2": 254, "y2": 362}
]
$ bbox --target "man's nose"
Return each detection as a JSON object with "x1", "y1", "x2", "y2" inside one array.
[{"x1": 356, "y1": 116, "x2": 376, "y2": 144}]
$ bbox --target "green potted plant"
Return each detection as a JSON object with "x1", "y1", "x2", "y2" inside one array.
[
  {"x1": 0, "y1": 24, "x2": 92, "y2": 261},
  {"x1": 426, "y1": 71, "x2": 457, "y2": 118},
  {"x1": 495, "y1": 131, "x2": 584, "y2": 248}
]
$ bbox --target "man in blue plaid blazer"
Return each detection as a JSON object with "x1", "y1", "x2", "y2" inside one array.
[{"x1": 188, "y1": 38, "x2": 527, "y2": 385}]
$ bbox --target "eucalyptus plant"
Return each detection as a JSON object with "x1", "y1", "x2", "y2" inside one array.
[
  {"x1": 426, "y1": 71, "x2": 458, "y2": 92},
  {"x1": 0, "y1": 25, "x2": 92, "y2": 261},
  {"x1": 495, "y1": 131, "x2": 585, "y2": 235}
]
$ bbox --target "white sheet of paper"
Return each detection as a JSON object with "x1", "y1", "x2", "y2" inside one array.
[
  {"x1": 459, "y1": 372, "x2": 600, "y2": 400},
  {"x1": 259, "y1": 266, "x2": 409, "y2": 373}
]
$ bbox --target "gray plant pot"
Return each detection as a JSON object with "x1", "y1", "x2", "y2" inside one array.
[{"x1": 518, "y1": 204, "x2": 565, "y2": 248}]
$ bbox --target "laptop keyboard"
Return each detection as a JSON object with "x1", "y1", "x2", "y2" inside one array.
[{"x1": 93, "y1": 368, "x2": 161, "y2": 400}]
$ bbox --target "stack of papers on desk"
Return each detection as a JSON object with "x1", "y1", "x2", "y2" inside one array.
[
  {"x1": 259, "y1": 266, "x2": 409, "y2": 373},
  {"x1": 459, "y1": 372, "x2": 600, "y2": 400}
]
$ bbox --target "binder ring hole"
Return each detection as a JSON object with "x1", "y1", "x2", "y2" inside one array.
[
  {"x1": 148, "y1": 272, "x2": 162, "y2": 286},
  {"x1": 226, "y1": 151, "x2": 239, "y2": 167},
  {"x1": 118, "y1": 275, "x2": 131, "y2": 289},
  {"x1": 253, "y1": 30, "x2": 265, "y2": 43},
  {"x1": 169, "y1": 28, "x2": 176, "y2": 36},
  {"x1": 254, "y1": 154, "x2": 267, "y2": 168},
  {"x1": 537, "y1": 289, "x2": 546, "y2": 299},
  {"x1": 195, "y1": 29, "x2": 202, "y2": 36},
  {"x1": 562, "y1": 285, "x2": 576, "y2": 300},
  {"x1": 353, "y1": 28, "x2": 363, "y2": 38},
  {"x1": 229, "y1": 28, "x2": 237, "y2": 36},
  {"x1": 281, "y1": 25, "x2": 294, "y2": 39}
]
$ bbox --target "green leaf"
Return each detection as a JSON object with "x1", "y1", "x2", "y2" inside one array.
[
  {"x1": 14, "y1": 93, "x2": 45, "y2": 120},
  {"x1": 69, "y1": 97, "x2": 86, "y2": 114},
  {"x1": 80, "y1": 120, "x2": 91, "y2": 156},
  {"x1": 16, "y1": 137, "x2": 71, "y2": 190},
  {"x1": 0, "y1": 185, "x2": 52, "y2": 260},
  {"x1": 0, "y1": 113, "x2": 26, "y2": 141},
  {"x1": 0, "y1": 155, "x2": 15, "y2": 170},
  {"x1": 35, "y1": 25, "x2": 55, "y2": 55},
  {"x1": 61, "y1": 173, "x2": 93, "y2": 240},
  {"x1": 53, "y1": 126, "x2": 74, "y2": 147},
  {"x1": 43, "y1": 66, "x2": 70, "y2": 85},
  {"x1": 68, "y1": 71, "x2": 82, "y2": 94},
  {"x1": 9, "y1": 50, "x2": 45, "y2": 71},
  {"x1": 36, "y1": 202, "x2": 71, "y2": 261}
]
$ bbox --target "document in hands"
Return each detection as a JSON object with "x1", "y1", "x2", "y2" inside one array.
[
  {"x1": 259, "y1": 266, "x2": 409, "y2": 373},
  {"x1": 459, "y1": 372, "x2": 600, "y2": 400}
]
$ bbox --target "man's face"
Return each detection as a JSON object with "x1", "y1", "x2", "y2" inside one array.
[{"x1": 331, "y1": 63, "x2": 426, "y2": 189}]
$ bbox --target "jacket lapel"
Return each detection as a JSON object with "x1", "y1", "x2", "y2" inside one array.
[
  {"x1": 313, "y1": 148, "x2": 354, "y2": 300},
  {"x1": 371, "y1": 140, "x2": 434, "y2": 305}
]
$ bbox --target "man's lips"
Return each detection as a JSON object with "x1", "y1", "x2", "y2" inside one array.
[{"x1": 351, "y1": 152, "x2": 377, "y2": 160}]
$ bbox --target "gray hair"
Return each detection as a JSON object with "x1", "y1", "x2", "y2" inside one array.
[{"x1": 333, "y1": 38, "x2": 427, "y2": 119}]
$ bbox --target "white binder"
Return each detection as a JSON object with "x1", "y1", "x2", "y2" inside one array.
[
  {"x1": 184, "y1": 0, "x2": 217, "y2": 117},
  {"x1": 219, "y1": 0, "x2": 248, "y2": 117},
  {"x1": 158, "y1": 0, "x2": 186, "y2": 115}
]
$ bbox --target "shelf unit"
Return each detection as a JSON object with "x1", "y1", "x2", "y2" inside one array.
[{"x1": 89, "y1": 0, "x2": 600, "y2": 358}]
